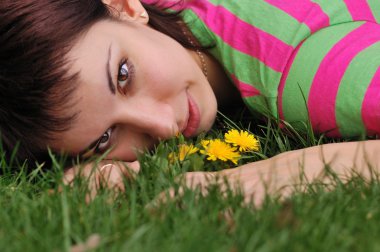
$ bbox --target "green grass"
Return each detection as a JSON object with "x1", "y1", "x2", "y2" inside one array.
[{"x1": 0, "y1": 112, "x2": 379, "y2": 252}]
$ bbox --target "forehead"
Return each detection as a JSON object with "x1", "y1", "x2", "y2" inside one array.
[{"x1": 69, "y1": 20, "x2": 117, "y2": 63}]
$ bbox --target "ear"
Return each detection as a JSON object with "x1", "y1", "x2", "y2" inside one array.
[{"x1": 102, "y1": 0, "x2": 149, "y2": 24}]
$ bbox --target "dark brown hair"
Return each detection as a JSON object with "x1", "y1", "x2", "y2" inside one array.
[{"x1": 0, "y1": 0, "x2": 194, "y2": 167}]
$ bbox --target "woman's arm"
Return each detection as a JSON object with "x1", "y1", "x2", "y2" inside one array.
[{"x1": 182, "y1": 140, "x2": 380, "y2": 205}]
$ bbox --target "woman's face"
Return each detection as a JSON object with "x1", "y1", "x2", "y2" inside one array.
[{"x1": 51, "y1": 19, "x2": 217, "y2": 161}]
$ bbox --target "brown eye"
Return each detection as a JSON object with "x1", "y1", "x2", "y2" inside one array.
[
  {"x1": 95, "y1": 128, "x2": 112, "y2": 153},
  {"x1": 117, "y1": 62, "x2": 129, "y2": 91}
]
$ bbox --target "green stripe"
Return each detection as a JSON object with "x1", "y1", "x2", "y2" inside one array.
[
  {"x1": 208, "y1": 0, "x2": 310, "y2": 47},
  {"x1": 335, "y1": 42, "x2": 380, "y2": 137},
  {"x1": 313, "y1": 0, "x2": 353, "y2": 24},
  {"x1": 184, "y1": 10, "x2": 281, "y2": 95},
  {"x1": 367, "y1": 0, "x2": 380, "y2": 23},
  {"x1": 281, "y1": 22, "x2": 363, "y2": 128}
]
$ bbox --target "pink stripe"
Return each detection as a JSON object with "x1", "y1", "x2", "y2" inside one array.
[
  {"x1": 189, "y1": 0, "x2": 294, "y2": 72},
  {"x1": 230, "y1": 75, "x2": 261, "y2": 98},
  {"x1": 344, "y1": 0, "x2": 377, "y2": 22},
  {"x1": 265, "y1": 0, "x2": 330, "y2": 33},
  {"x1": 362, "y1": 67, "x2": 380, "y2": 135},
  {"x1": 278, "y1": 41, "x2": 305, "y2": 120},
  {"x1": 308, "y1": 23, "x2": 380, "y2": 137}
]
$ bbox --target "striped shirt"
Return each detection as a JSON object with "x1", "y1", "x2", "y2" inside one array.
[{"x1": 150, "y1": 0, "x2": 380, "y2": 137}]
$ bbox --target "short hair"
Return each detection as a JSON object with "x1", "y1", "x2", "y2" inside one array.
[{"x1": 0, "y1": 0, "x2": 196, "y2": 167}]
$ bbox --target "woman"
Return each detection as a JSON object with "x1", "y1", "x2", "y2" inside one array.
[{"x1": 1, "y1": 0, "x2": 380, "y2": 204}]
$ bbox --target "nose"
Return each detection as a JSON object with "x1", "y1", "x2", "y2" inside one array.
[{"x1": 117, "y1": 100, "x2": 179, "y2": 140}]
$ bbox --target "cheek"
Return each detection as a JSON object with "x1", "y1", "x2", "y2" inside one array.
[
  {"x1": 107, "y1": 132, "x2": 155, "y2": 161},
  {"x1": 138, "y1": 43, "x2": 194, "y2": 87},
  {"x1": 140, "y1": 60, "x2": 189, "y2": 95}
]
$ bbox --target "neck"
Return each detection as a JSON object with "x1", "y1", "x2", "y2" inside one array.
[{"x1": 189, "y1": 49, "x2": 242, "y2": 109}]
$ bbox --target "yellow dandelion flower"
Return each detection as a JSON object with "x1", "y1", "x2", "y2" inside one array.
[
  {"x1": 201, "y1": 140, "x2": 210, "y2": 148},
  {"x1": 224, "y1": 129, "x2": 260, "y2": 152},
  {"x1": 200, "y1": 139, "x2": 241, "y2": 164},
  {"x1": 168, "y1": 152, "x2": 177, "y2": 163},
  {"x1": 178, "y1": 144, "x2": 199, "y2": 161},
  {"x1": 168, "y1": 144, "x2": 199, "y2": 163}
]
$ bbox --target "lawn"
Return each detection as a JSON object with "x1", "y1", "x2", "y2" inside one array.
[{"x1": 0, "y1": 111, "x2": 379, "y2": 252}]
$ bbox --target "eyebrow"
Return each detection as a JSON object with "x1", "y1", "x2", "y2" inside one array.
[{"x1": 106, "y1": 43, "x2": 116, "y2": 95}]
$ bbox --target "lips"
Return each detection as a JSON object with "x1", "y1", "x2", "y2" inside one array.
[{"x1": 182, "y1": 93, "x2": 201, "y2": 138}]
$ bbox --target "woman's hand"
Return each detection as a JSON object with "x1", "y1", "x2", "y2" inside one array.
[
  {"x1": 157, "y1": 158, "x2": 299, "y2": 207},
  {"x1": 62, "y1": 160, "x2": 140, "y2": 202}
]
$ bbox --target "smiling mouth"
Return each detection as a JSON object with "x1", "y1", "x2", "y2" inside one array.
[{"x1": 182, "y1": 93, "x2": 201, "y2": 138}]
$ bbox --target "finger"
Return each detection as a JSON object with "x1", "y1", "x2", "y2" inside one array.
[
  {"x1": 70, "y1": 234, "x2": 101, "y2": 252},
  {"x1": 149, "y1": 172, "x2": 216, "y2": 208},
  {"x1": 110, "y1": 160, "x2": 141, "y2": 179},
  {"x1": 177, "y1": 171, "x2": 215, "y2": 187},
  {"x1": 63, "y1": 167, "x2": 76, "y2": 185},
  {"x1": 146, "y1": 187, "x2": 183, "y2": 212},
  {"x1": 98, "y1": 163, "x2": 126, "y2": 192},
  {"x1": 184, "y1": 171, "x2": 232, "y2": 195},
  {"x1": 126, "y1": 160, "x2": 140, "y2": 174}
]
